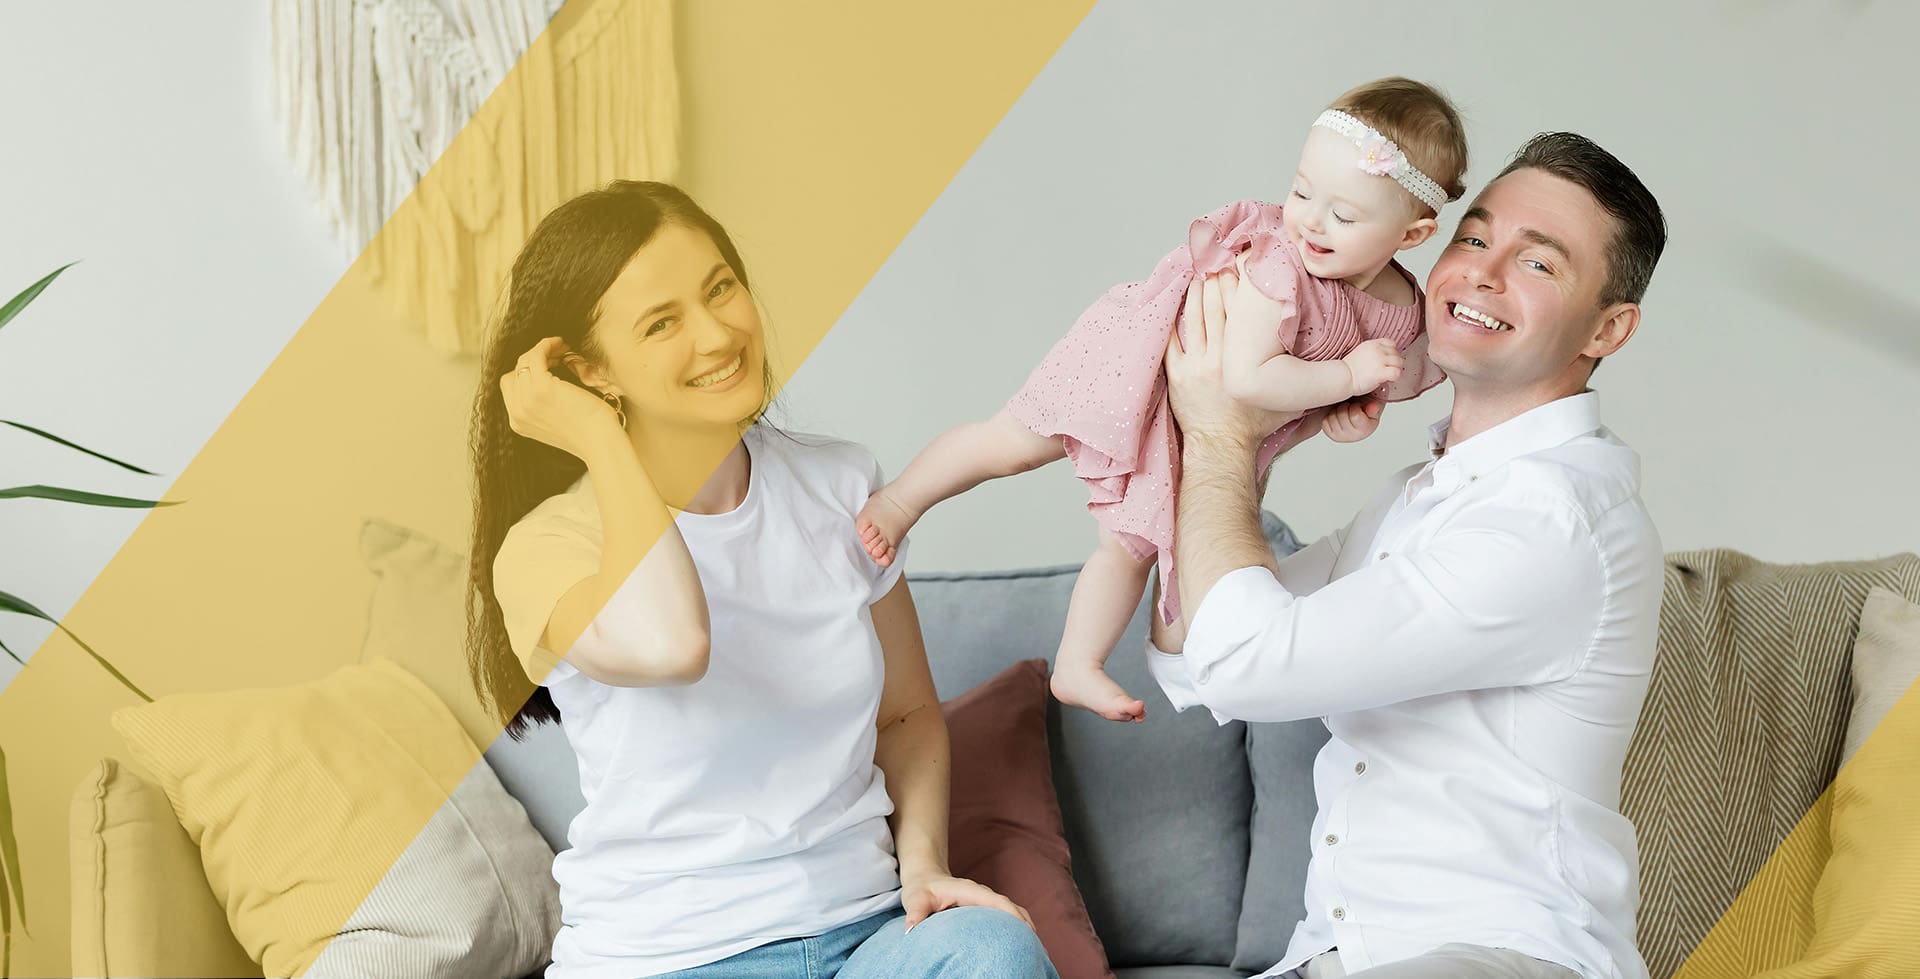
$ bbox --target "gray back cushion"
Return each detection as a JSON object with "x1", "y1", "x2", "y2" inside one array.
[
  {"x1": 912, "y1": 561, "x2": 1252, "y2": 969},
  {"x1": 485, "y1": 721, "x2": 582, "y2": 853},
  {"x1": 1231, "y1": 721, "x2": 1328, "y2": 970}
]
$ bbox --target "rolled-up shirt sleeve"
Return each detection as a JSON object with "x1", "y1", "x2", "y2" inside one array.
[
  {"x1": 1146, "y1": 643, "x2": 1208, "y2": 714},
  {"x1": 1147, "y1": 526, "x2": 1346, "y2": 722},
  {"x1": 1164, "y1": 495, "x2": 1604, "y2": 723}
]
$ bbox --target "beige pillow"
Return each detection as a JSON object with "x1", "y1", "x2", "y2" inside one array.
[
  {"x1": 1842, "y1": 587, "x2": 1920, "y2": 765},
  {"x1": 112, "y1": 658, "x2": 559, "y2": 979},
  {"x1": 1762, "y1": 592, "x2": 1920, "y2": 977},
  {"x1": 359, "y1": 517, "x2": 502, "y2": 748},
  {"x1": 303, "y1": 760, "x2": 561, "y2": 979}
]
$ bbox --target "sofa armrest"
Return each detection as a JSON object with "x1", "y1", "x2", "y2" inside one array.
[{"x1": 70, "y1": 757, "x2": 261, "y2": 978}]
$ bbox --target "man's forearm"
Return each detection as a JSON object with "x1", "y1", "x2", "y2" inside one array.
[{"x1": 1176, "y1": 433, "x2": 1281, "y2": 626}]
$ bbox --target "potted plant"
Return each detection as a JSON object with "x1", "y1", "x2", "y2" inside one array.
[{"x1": 0, "y1": 264, "x2": 166, "y2": 975}]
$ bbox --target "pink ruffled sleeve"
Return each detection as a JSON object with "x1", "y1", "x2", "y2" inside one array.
[{"x1": 1184, "y1": 200, "x2": 1307, "y2": 355}]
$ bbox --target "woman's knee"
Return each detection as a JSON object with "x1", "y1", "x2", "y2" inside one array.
[{"x1": 910, "y1": 906, "x2": 1054, "y2": 977}]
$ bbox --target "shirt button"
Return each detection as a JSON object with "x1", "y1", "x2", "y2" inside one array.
[
  {"x1": 1324, "y1": 833, "x2": 1340, "y2": 846},
  {"x1": 1332, "y1": 907, "x2": 1347, "y2": 921},
  {"x1": 1354, "y1": 762, "x2": 1367, "y2": 775},
  {"x1": 1376, "y1": 551, "x2": 1389, "y2": 561}
]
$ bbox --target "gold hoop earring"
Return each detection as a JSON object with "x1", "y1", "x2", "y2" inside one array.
[{"x1": 602, "y1": 391, "x2": 627, "y2": 429}]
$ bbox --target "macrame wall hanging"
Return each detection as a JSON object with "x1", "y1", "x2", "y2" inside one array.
[{"x1": 270, "y1": 0, "x2": 680, "y2": 356}]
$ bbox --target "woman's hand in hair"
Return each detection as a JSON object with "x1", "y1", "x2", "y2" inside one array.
[{"x1": 498, "y1": 337, "x2": 628, "y2": 464}]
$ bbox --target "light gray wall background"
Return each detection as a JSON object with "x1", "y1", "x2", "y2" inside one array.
[
  {"x1": 771, "y1": 0, "x2": 1920, "y2": 571},
  {"x1": 1, "y1": 3, "x2": 347, "y2": 684},
  {"x1": 3, "y1": 1, "x2": 1917, "y2": 682}
]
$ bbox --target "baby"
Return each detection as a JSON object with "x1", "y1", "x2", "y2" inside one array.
[{"x1": 859, "y1": 78, "x2": 1466, "y2": 721}]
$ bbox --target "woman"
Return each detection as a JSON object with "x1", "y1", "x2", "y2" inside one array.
[{"x1": 465, "y1": 180, "x2": 1058, "y2": 979}]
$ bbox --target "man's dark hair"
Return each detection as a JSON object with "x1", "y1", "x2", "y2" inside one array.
[{"x1": 1495, "y1": 132, "x2": 1667, "y2": 307}]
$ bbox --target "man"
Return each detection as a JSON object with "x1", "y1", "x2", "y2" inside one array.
[{"x1": 1153, "y1": 132, "x2": 1669, "y2": 979}]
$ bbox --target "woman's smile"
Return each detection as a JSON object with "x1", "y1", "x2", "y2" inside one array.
[{"x1": 687, "y1": 352, "x2": 746, "y2": 390}]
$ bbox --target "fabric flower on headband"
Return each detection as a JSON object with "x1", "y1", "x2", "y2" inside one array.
[
  {"x1": 1313, "y1": 110, "x2": 1449, "y2": 211},
  {"x1": 1357, "y1": 134, "x2": 1403, "y2": 177}
]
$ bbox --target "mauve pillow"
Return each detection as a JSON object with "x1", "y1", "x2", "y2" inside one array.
[{"x1": 945, "y1": 659, "x2": 1114, "y2": 979}]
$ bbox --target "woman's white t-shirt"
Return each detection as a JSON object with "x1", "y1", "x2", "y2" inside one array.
[{"x1": 492, "y1": 426, "x2": 910, "y2": 978}]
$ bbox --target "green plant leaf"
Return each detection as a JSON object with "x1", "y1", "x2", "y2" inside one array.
[
  {"x1": 0, "y1": 748, "x2": 23, "y2": 937},
  {"x1": 0, "y1": 635, "x2": 17, "y2": 667},
  {"x1": 0, "y1": 262, "x2": 76, "y2": 334},
  {"x1": 0, "y1": 591, "x2": 152, "y2": 702},
  {"x1": 0, "y1": 485, "x2": 179, "y2": 508},
  {"x1": 0, "y1": 420, "x2": 158, "y2": 475}
]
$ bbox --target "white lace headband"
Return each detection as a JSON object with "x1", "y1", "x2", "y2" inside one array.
[{"x1": 1312, "y1": 110, "x2": 1450, "y2": 213}]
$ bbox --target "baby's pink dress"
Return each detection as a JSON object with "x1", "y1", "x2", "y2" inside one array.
[{"x1": 1006, "y1": 199, "x2": 1445, "y2": 624}]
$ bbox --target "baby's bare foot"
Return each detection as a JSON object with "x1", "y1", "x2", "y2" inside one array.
[
  {"x1": 1051, "y1": 662, "x2": 1146, "y2": 723},
  {"x1": 855, "y1": 489, "x2": 918, "y2": 568}
]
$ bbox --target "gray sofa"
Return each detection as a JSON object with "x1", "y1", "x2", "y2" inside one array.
[
  {"x1": 74, "y1": 505, "x2": 1915, "y2": 978},
  {"x1": 486, "y1": 512, "x2": 1315, "y2": 978}
]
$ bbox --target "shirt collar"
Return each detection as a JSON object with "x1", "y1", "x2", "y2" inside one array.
[{"x1": 1426, "y1": 391, "x2": 1604, "y2": 482}]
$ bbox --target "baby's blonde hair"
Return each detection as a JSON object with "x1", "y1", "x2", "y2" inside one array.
[{"x1": 1329, "y1": 78, "x2": 1469, "y2": 215}]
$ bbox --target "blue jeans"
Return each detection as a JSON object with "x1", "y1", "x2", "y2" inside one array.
[{"x1": 647, "y1": 905, "x2": 1060, "y2": 979}]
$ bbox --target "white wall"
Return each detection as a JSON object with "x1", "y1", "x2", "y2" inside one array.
[
  {"x1": 0, "y1": 2, "x2": 349, "y2": 683},
  {"x1": 777, "y1": 0, "x2": 1920, "y2": 571},
  {"x1": 4, "y1": 1, "x2": 1918, "y2": 684}
]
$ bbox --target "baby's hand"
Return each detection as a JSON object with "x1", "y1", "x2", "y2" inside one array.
[
  {"x1": 1323, "y1": 398, "x2": 1383, "y2": 444},
  {"x1": 1343, "y1": 338, "x2": 1404, "y2": 396}
]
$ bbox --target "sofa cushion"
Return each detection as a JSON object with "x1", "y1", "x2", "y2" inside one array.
[
  {"x1": 912, "y1": 564, "x2": 1250, "y2": 968},
  {"x1": 1228, "y1": 723, "x2": 1324, "y2": 972},
  {"x1": 484, "y1": 717, "x2": 584, "y2": 852},
  {"x1": 910, "y1": 511, "x2": 1304, "y2": 969},
  {"x1": 110, "y1": 657, "x2": 557, "y2": 979},
  {"x1": 1619, "y1": 550, "x2": 1920, "y2": 979},
  {"x1": 1783, "y1": 588, "x2": 1920, "y2": 975},
  {"x1": 349, "y1": 517, "x2": 588, "y2": 850},
  {"x1": 302, "y1": 757, "x2": 562, "y2": 979},
  {"x1": 1841, "y1": 587, "x2": 1920, "y2": 765},
  {"x1": 1666, "y1": 584, "x2": 1920, "y2": 977},
  {"x1": 946, "y1": 659, "x2": 1112, "y2": 979},
  {"x1": 1789, "y1": 590, "x2": 1920, "y2": 973},
  {"x1": 359, "y1": 517, "x2": 503, "y2": 749}
]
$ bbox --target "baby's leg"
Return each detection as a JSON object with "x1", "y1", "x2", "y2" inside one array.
[
  {"x1": 1050, "y1": 528, "x2": 1152, "y2": 722},
  {"x1": 857, "y1": 408, "x2": 1063, "y2": 566}
]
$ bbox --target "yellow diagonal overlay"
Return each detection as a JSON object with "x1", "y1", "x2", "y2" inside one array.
[
  {"x1": 0, "y1": 1, "x2": 1095, "y2": 974},
  {"x1": 1675, "y1": 679, "x2": 1920, "y2": 979}
]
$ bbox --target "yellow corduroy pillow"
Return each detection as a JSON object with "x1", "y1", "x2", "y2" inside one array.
[{"x1": 110, "y1": 658, "x2": 481, "y2": 978}]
